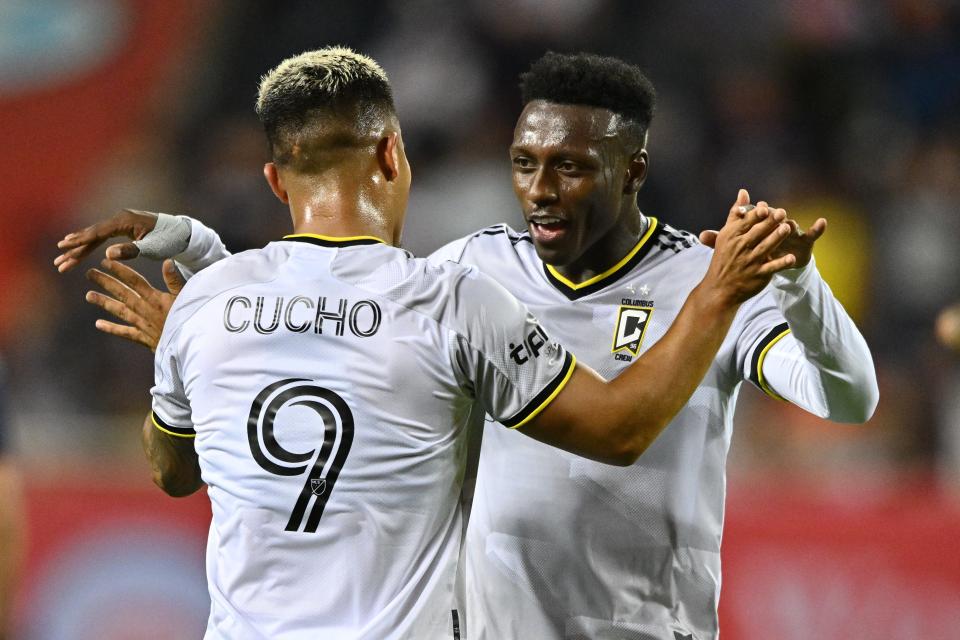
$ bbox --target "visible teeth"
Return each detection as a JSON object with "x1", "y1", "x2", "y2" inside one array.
[{"x1": 534, "y1": 217, "x2": 561, "y2": 225}]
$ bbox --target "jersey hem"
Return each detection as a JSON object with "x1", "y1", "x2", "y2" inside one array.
[
  {"x1": 504, "y1": 352, "x2": 576, "y2": 429},
  {"x1": 151, "y1": 411, "x2": 197, "y2": 438}
]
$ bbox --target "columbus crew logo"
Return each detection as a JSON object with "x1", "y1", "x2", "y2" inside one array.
[{"x1": 612, "y1": 305, "x2": 653, "y2": 358}]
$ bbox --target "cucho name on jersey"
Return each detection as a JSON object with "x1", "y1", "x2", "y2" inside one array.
[{"x1": 223, "y1": 295, "x2": 382, "y2": 337}]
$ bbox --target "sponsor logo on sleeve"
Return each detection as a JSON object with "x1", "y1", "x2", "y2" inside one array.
[{"x1": 509, "y1": 325, "x2": 551, "y2": 365}]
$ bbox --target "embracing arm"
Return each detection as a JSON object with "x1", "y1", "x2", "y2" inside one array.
[
  {"x1": 142, "y1": 412, "x2": 203, "y2": 497},
  {"x1": 523, "y1": 193, "x2": 796, "y2": 465},
  {"x1": 701, "y1": 204, "x2": 878, "y2": 424},
  {"x1": 171, "y1": 217, "x2": 232, "y2": 278},
  {"x1": 56, "y1": 210, "x2": 230, "y2": 278},
  {"x1": 524, "y1": 284, "x2": 742, "y2": 465}
]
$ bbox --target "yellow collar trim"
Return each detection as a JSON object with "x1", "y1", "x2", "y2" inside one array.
[
  {"x1": 283, "y1": 233, "x2": 386, "y2": 244},
  {"x1": 545, "y1": 217, "x2": 659, "y2": 290}
]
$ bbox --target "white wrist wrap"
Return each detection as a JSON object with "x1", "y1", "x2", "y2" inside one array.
[{"x1": 133, "y1": 213, "x2": 192, "y2": 260}]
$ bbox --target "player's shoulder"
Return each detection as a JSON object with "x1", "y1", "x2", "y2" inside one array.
[
  {"x1": 466, "y1": 223, "x2": 532, "y2": 245},
  {"x1": 649, "y1": 219, "x2": 709, "y2": 261},
  {"x1": 178, "y1": 246, "x2": 277, "y2": 297},
  {"x1": 165, "y1": 245, "x2": 284, "y2": 331},
  {"x1": 337, "y1": 243, "x2": 513, "y2": 308},
  {"x1": 429, "y1": 223, "x2": 532, "y2": 265},
  {"x1": 340, "y1": 246, "x2": 523, "y2": 338}
]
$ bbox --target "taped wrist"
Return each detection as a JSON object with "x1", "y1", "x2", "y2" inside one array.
[{"x1": 133, "y1": 213, "x2": 192, "y2": 260}]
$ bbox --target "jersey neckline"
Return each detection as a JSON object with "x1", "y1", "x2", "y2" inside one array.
[
  {"x1": 283, "y1": 233, "x2": 386, "y2": 248},
  {"x1": 541, "y1": 217, "x2": 660, "y2": 300}
]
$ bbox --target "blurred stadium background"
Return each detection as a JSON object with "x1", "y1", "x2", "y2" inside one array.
[{"x1": 2, "y1": 0, "x2": 960, "y2": 638}]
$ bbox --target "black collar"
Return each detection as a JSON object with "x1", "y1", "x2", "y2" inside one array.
[{"x1": 542, "y1": 217, "x2": 660, "y2": 301}]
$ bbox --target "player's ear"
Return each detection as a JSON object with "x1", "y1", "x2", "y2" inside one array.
[
  {"x1": 377, "y1": 132, "x2": 401, "y2": 182},
  {"x1": 263, "y1": 162, "x2": 289, "y2": 204},
  {"x1": 624, "y1": 149, "x2": 648, "y2": 195}
]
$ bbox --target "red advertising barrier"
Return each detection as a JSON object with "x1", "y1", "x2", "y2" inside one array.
[
  {"x1": 721, "y1": 477, "x2": 960, "y2": 639},
  {"x1": 13, "y1": 474, "x2": 960, "y2": 639},
  {"x1": 16, "y1": 475, "x2": 212, "y2": 640}
]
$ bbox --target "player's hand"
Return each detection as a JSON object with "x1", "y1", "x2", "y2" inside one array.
[
  {"x1": 700, "y1": 202, "x2": 826, "y2": 270},
  {"x1": 936, "y1": 303, "x2": 960, "y2": 353},
  {"x1": 701, "y1": 189, "x2": 795, "y2": 305},
  {"x1": 84, "y1": 258, "x2": 183, "y2": 352},
  {"x1": 765, "y1": 217, "x2": 826, "y2": 269},
  {"x1": 55, "y1": 209, "x2": 160, "y2": 273}
]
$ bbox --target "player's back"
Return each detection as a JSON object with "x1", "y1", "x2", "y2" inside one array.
[{"x1": 153, "y1": 235, "x2": 503, "y2": 639}]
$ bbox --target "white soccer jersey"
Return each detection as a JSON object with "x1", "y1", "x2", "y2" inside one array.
[
  {"x1": 151, "y1": 234, "x2": 575, "y2": 640},
  {"x1": 429, "y1": 217, "x2": 876, "y2": 640}
]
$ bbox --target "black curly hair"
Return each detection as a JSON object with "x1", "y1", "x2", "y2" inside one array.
[{"x1": 519, "y1": 51, "x2": 656, "y2": 147}]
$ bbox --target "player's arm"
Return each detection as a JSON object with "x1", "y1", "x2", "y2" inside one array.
[
  {"x1": 523, "y1": 294, "x2": 737, "y2": 465},
  {"x1": 519, "y1": 195, "x2": 795, "y2": 464},
  {"x1": 55, "y1": 210, "x2": 230, "y2": 278},
  {"x1": 146, "y1": 308, "x2": 202, "y2": 497},
  {"x1": 462, "y1": 192, "x2": 793, "y2": 465},
  {"x1": 704, "y1": 209, "x2": 878, "y2": 423},
  {"x1": 142, "y1": 412, "x2": 202, "y2": 497},
  {"x1": 748, "y1": 256, "x2": 879, "y2": 423}
]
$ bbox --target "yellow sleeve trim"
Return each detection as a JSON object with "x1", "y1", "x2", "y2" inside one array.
[
  {"x1": 509, "y1": 354, "x2": 577, "y2": 430},
  {"x1": 151, "y1": 413, "x2": 197, "y2": 439},
  {"x1": 756, "y1": 328, "x2": 792, "y2": 401}
]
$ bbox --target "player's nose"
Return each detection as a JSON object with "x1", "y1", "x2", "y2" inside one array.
[{"x1": 527, "y1": 167, "x2": 559, "y2": 206}]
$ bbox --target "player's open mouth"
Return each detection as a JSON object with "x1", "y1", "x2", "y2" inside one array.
[{"x1": 529, "y1": 216, "x2": 568, "y2": 244}]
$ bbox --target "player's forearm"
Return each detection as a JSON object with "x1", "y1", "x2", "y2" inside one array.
[
  {"x1": 603, "y1": 284, "x2": 740, "y2": 456},
  {"x1": 531, "y1": 285, "x2": 741, "y2": 465},
  {"x1": 766, "y1": 259, "x2": 879, "y2": 423},
  {"x1": 173, "y1": 217, "x2": 231, "y2": 279},
  {"x1": 141, "y1": 414, "x2": 203, "y2": 497}
]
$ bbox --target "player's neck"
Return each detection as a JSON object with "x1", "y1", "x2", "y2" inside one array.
[
  {"x1": 288, "y1": 188, "x2": 399, "y2": 245},
  {"x1": 552, "y1": 207, "x2": 646, "y2": 284}
]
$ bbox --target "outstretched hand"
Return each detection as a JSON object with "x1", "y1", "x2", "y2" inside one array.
[
  {"x1": 701, "y1": 189, "x2": 796, "y2": 305},
  {"x1": 84, "y1": 258, "x2": 184, "y2": 352},
  {"x1": 55, "y1": 209, "x2": 160, "y2": 273},
  {"x1": 699, "y1": 195, "x2": 826, "y2": 270}
]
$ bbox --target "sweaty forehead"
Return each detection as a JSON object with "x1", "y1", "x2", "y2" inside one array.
[{"x1": 512, "y1": 100, "x2": 620, "y2": 149}]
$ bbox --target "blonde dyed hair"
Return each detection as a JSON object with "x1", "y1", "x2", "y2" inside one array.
[
  {"x1": 256, "y1": 46, "x2": 390, "y2": 116},
  {"x1": 255, "y1": 46, "x2": 395, "y2": 167}
]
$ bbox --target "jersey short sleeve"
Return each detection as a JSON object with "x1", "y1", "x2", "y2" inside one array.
[
  {"x1": 151, "y1": 340, "x2": 195, "y2": 438},
  {"x1": 446, "y1": 268, "x2": 576, "y2": 429}
]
